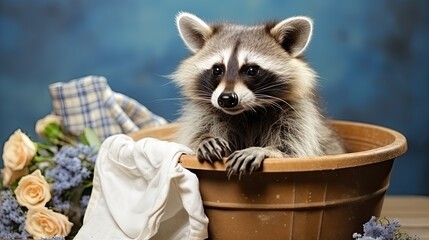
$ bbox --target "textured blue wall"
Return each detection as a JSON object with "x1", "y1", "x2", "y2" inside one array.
[{"x1": 1, "y1": 0, "x2": 428, "y2": 195}]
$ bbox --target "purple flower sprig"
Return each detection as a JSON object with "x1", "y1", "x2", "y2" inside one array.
[
  {"x1": 41, "y1": 236, "x2": 66, "y2": 240},
  {"x1": 0, "y1": 189, "x2": 30, "y2": 239},
  {"x1": 45, "y1": 143, "x2": 97, "y2": 214},
  {"x1": 353, "y1": 216, "x2": 420, "y2": 240}
]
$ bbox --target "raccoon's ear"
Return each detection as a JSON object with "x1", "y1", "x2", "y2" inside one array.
[
  {"x1": 269, "y1": 16, "x2": 313, "y2": 57},
  {"x1": 176, "y1": 12, "x2": 213, "y2": 53}
]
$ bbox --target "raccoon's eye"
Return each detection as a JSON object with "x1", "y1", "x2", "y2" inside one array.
[
  {"x1": 212, "y1": 65, "x2": 224, "y2": 76},
  {"x1": 245, "y1": 66, "x2": 259, "y2": 77}
]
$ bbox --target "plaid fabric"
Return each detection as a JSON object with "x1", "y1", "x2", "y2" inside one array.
[{"x1": 49, "y1": 76, "x2": 167, "y2": 140}]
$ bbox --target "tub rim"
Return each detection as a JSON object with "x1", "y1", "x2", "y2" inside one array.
[{"x1": 129, "y1": 120, "x2": 407, "y2": 172}]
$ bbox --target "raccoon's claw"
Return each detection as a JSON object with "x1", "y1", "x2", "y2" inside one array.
[
  {"x1": 197, "y1": 137, "x2": 231, "y2": 163},
  {"x1": 226, "y1": 147, "x2": 266, "y2": 178}
]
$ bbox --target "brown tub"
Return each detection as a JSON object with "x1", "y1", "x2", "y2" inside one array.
[{"x1": 129, "y1": 120, "x2": 407, "y2": 240}]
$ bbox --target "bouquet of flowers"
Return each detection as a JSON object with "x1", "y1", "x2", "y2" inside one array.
[{"x1": 0, "y1": 114, "x2": 100, "y2": 239}]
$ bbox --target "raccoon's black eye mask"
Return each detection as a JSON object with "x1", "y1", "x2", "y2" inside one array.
[{"x1": 211, "y1": 64, "x2": 261, "y2": 78}]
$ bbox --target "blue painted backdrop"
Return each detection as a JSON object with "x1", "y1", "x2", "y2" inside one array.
[{"x1": 1, "y1": 0, "x2": 428, "y2": 195}]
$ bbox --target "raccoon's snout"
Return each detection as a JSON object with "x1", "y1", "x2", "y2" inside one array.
[
  {"x1": 218, "y1": 91, "x2": 238, "y2": 108},
  {"x1": 211, "y1": 82, "x2": 254, "y2": 115}
]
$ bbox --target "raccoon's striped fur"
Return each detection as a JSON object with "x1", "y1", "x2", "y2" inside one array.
[{"x1": 172, "y1": 12, "x2": 345, "y2": 177}]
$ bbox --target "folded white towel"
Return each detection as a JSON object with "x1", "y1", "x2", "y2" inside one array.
[{"x1": 75, "y1": 135, "x2": 208, "y2": 240}]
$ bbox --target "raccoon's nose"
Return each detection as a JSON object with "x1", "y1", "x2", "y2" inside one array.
[{"x1": 218, "y1": 92, "x2": 239, "y2": 108}]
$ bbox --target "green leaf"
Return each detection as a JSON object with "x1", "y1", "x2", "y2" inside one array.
[
  {"x1": 44, "y1": 122, "x2": 63, "y2": 141},
  {"x1": 82, "y1": 127, "x2": 101, "y2": 151}
]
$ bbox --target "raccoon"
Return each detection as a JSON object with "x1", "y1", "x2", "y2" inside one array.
[{"x1": 172, "y1": 12, "x2": 345, "y2": 178}]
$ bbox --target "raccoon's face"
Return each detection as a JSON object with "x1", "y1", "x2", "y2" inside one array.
[{"x1": 174, "y1": 12, "x2": 316, "y2": 115}]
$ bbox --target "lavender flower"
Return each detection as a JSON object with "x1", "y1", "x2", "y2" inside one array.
[
  {"x1": 51, "y1": 194, "x2": 71, "y2": 213},
  {"x1": 41, "y1": 236, "x2": 66, "y2": 240},
  {"x1": 0, "y1": 189, "x2": 30, "y2": 239},
  {"x1": 45, "y1": 144, "x2": 96, "y2": 193},
  {"x1": 353, "y1": 216, "x2": 420, "y2": 240},
  {"x1": 364, "y1": 216, "x2": 395, "y2": 238},
  {"x1": 80, "y1": 194, "x2": 91, "y2": 213},
  {"x1": 45, "y1": 143, "x2": 96, "y2": 213}
]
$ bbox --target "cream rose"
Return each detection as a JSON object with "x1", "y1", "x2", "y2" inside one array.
[
  {"x1": 14, "y1": 169, "x2": 51, "y2": 209},
  {"x1": 25, "y1": 207, "x2": 73, "y2": 239},
  {"x1": 2, "y1": 129, "x2": 37, "y2": 171},
  {"x1": 35, "y1": 114, "x2": 62, "y2": 137},
  {"x1": 1, "y1": 166, "x2": 29, "y2": 186}
]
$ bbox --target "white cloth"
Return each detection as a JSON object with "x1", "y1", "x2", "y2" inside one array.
[{"x1": 75, "y1": 135, "x2": 209, "y2": 240}]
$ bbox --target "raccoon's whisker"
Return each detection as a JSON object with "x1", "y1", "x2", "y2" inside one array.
[
  {"x1": 185, "y1": 96, "x2": 212, "y2": 103},
  {"x1": 191, "y1": 94, "x2": 212, "y2": 100},
  {"x1": 253, "y1": 82, "x2": 290, "y2": 94},
  {"x1": 261, "y1": 96, "x2": 310, "y2": 122},
  {"x1": 243, "y1": 103, "x2": 258, "y2": 114},
  {"x1": 260, "y1": 101, "x2": 285, "y2": 114},
  {"x1": 159, "y1": 80, "x2": 177, "y2": 87},
  {"x1": 253, "y1": 84, "x2": 285, "y2": 93},
  {"x1": 190, "y1": 90, "x2": 213, "y2": 99},
  {"x1": 255, "y1": 94, "x2": 290, "y2": 109},
  {"x1": 255, "y1": 95, "x2": 298, "y2": 115},
  {"x1": 192, "y1": 88, "x2": 214, "y2": 97},
  {"x1": 240, "y1": 92, "x2": 256, "y2": 113},
  {"x1": 199, "y1": 86, "x2": 214, "y2": 93},
  {"x1": 153, "y1": 97, "x2": 187, "y2": 103},
  {"x1": 256, "y1": 94, "x2": 289, "y2": 107},
  {"x1": 195, "y1": 81, "x2": 215, "y2": 91}
]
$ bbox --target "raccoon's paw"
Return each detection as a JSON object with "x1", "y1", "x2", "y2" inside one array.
[
  {"x1": 197, "y1": 137, "x2": 231, "y2": 163},
  {"x1": 226, "y1": 147, "x2": 266, "y2": 179}
]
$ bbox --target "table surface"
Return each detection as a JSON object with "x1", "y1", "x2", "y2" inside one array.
[{"x1": 381, "y1": 195, "x2": 429, "y2": 239}]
